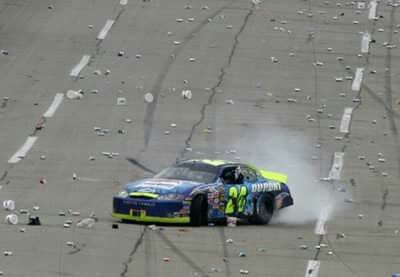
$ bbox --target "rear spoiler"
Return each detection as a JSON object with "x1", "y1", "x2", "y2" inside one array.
[{"x1": 259, "y1": 169, "x2": 288, "y2": 184}]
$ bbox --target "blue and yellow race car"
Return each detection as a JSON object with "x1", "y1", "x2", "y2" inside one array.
[{"x1": 113, "y1": 159, "x2": 293, "y2": 226}]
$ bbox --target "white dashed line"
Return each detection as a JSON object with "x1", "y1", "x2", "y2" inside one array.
[
  {"x1": 305, "y1": 260, "x2": 321, "y2": 277},
  {"x1": 314, "y1": 219, "x2": 326, "y2": 235},
  {"x1": 120, "y1": 0, "x2": 128, "y2": 5},
  {"x1": 361, "y1": 32, "x2": 370, "y2": 53},
  {"x1": 328, "y1": 152, "x2": 344, "y2": 180},
  {"x1": 43, "y1": 93, "x2": 64, "y2": 118},
  {"x1": 97, "y1": 19, "x2": 114, "y2": 40},
  {"x1": 340, "y1": 107, "x2": 353, "y2": 133},
  {"x1": 314, "y1": 207, "x2": 330, "y2": 235},
  {"x1": 368, "y1": 0, "x2": 377, "y2": 20},
  {"x1": 8, "y1": 136, "x2": 38, "y2": 164},
  {"x1": 70, "y1": 55, "x2": 90, "y2": 77},
  {"x1": 351, "y1": 67, "x2": 364, "y2": 92}
]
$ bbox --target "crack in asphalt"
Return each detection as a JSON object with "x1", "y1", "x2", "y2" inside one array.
[
  {"x1": 144, "y1": 230, "x2": 154, "y2": 277},
  {"x1": 0, "y1": 170, "x2": 8, "y2": 182},
  {"x1": 126, "y1": 157, "x2": 156, "y2": 174},
  {"x1": 156, "y1": 230, "x2": 209, "y2": 277},
  {"x1": 142, "y1": 4, "x2": 232, "y2": 151},
  {"x1": 120, "y1": 226, "x2": 147, "y2": 277},
  {"x1": 218, "y1": 227, "x2": 231, "y2": 277},
  {"x1": 179, "y1": 5, "x2": 255, "y2": 159},
  {"x1": 377, "y1": 4, "x2": 398, "y2": 227}
]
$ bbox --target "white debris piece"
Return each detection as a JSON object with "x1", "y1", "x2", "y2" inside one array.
[
  {"x1": 226, "y1": 238, "x2": 234, "y2": 244},
  {"x1": 144, "y1": 93, "x2": 154, "y2": 103},
  {"x1": 299, "y1": 244, "x2": 308, "y2": 249},
  {"x1": 66, "y1": 90, "x2": 83, "y2": 100},
  {"x1": 117, "y1": 97, "x2": 127, "y2": 105},
  {"x1": 3, "y1": 200, "x2": 15, "y2": 211},
  {"x1": 66, "y1": 241, "x2": 74, "y2": 246},
  {"x1": 5, "y1": 214, "x2": 18, "y2": 225},
  {"x1": 76, "y1": 218, "x2": 96, "y2": 228},
  {"x1": 182, "y1": 90, "x2": 192, "y2": 100},
  {"x1": 271, "y1": 56, "x2": 279, "y2": 63}
]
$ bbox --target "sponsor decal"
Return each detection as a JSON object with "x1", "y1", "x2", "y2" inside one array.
[{"x1": 251, "y1": 182, "x2": 281, "y2": 193}]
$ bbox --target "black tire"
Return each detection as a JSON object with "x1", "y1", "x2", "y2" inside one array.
[
  {"x1": 250, "y1": 194, "x2": 274, "y2": 225},
  {"x1": 190, "y1": 195, "x2": 208, "y2": 226}
]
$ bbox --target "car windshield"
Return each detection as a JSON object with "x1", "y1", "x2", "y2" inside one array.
[{"x1": 155, "y1": 163, "x2": 219, "y2": 183}]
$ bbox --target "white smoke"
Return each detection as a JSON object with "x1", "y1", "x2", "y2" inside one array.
[{"x1": 229, "y1": 128, "x2": 347, "y2": 225}]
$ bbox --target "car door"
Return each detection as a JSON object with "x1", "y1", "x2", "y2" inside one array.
[
  {"x1": 239, "y1": 166, "x2": 259, "y2": 216},
  {"x1": 221, "y1": 165, "x2": 252, "y2": 216}
]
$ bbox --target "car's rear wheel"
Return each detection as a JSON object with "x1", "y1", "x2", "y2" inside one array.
[
  {"x1": 250, "y1": 194, "x2": 274, "y2": 225},
  {"x1": 190, "y1": 195, "x2": 208, "y2": 226}
]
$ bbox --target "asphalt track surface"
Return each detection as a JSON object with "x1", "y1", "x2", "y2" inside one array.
[{"x1": 0, "y1": 0, "x2": 399, "y2": 276}]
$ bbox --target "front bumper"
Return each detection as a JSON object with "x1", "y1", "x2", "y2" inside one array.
[{"x1": 112, "y1": 196, "x2": 190, "y2": 224}]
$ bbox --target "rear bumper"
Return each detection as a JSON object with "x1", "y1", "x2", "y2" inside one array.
[{"x1": 112, "y1": 196, "x2": 190, "y2": 224}]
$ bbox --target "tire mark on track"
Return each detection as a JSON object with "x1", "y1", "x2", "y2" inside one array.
[
  {"x1": 156, "y1": 230, "x2": 208, "y2": 277},
  {"x1": 120, "y1": 226, "x2": 147, "y2": 277},
  {"x1": 144, "y1": 230, "x2": 154, "y2": 277},
  {"x1": 179, "y1": 4, "x2": 255, "y2": 159},
  {"x1": 142, "y1": 4, "x2": 232, "y2": 150}
]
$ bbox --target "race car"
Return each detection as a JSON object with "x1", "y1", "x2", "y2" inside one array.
[{"x1": 112, "y1": 159, "x2": 293, "y2": 226}]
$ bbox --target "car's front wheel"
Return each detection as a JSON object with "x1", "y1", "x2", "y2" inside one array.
[
  {"x1": 250, "y1": 194, "x2": 274, "y2": 225},
  {"x1": 190, "y1": 195, "x2": 208, "y2": 226}
]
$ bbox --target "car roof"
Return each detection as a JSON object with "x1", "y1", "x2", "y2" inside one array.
[{"x1": 178, "y1": 159, "x2": 238, "y2": 168}]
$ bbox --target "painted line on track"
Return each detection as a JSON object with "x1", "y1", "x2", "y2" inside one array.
[
  {"x1": 120, "y1": 0, "x2": 128, "y2": 5},
  {"x1": 328, "y1": 152, "x2": 344, "y2": 180},
  {"x1": 97, "y1": 19, "x2": 115, "y2": 40},
  {"x1": 340, "y1": 107, "x2": 353, "y2": 133},
  {"x1": 368, "y1": 0, "x2": 377, "y2": 20},
  {"x1": 351, "y1": 67, "x2": 364, "y2": 92},
  {"x1": 361, "y1": 32, "x2": 370, "y2": 53},
  {"x1": 314, "y1": 207, "x2": 330, "y2": 235},
  {"x1": 70, "y1": 55, "x2": 90, "y2": 77},
  {"x1": 305, "y1": 260, "x2": 321, "y2": 277},
  {"x1": 43, "y1": 93, "x2": 64, "y2": 118},
  {"x1": 8, "y1": 136, "x2": 38, "y2": 164}
]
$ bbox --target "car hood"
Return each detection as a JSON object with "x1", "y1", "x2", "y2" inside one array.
[{"x1": 124, "y1": 178, "x2": 205, "y2": 196}]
